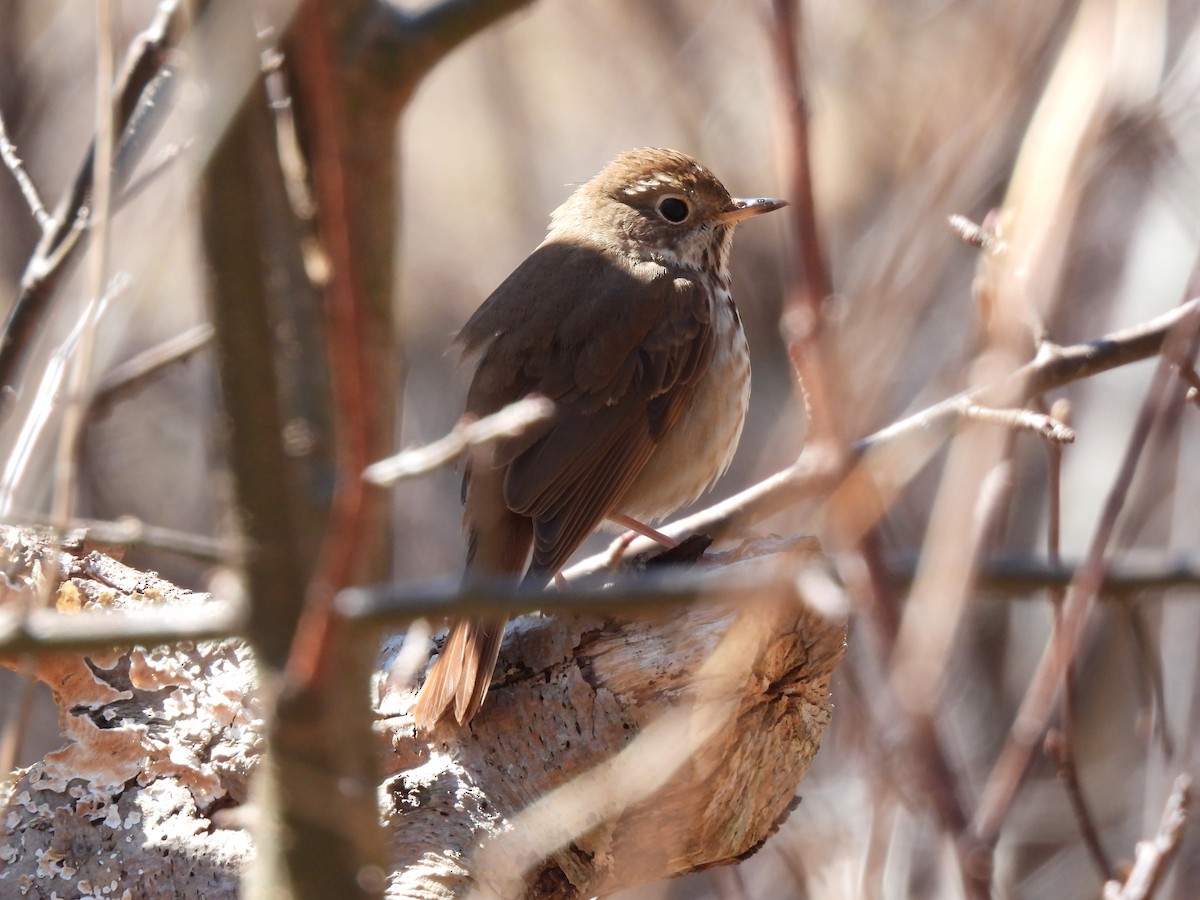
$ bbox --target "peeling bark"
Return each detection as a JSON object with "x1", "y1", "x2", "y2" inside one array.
[{"x1": 0, "y1": 528, "x2": 843, "y2": 899}]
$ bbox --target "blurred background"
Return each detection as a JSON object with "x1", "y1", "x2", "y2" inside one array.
[{"x1": 2, "y1": 0, "x2": 1200, "y2": 897}]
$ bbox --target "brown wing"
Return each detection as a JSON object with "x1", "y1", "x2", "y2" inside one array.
[{"x1": 459, "y1": 238, "x2": 714, "y2": 581}]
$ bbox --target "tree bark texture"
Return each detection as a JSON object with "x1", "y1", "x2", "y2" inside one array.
[{"x1": 0, "y1": 528, "x2": 843, "y2": 898}]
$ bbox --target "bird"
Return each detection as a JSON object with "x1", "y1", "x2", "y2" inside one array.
[{"x1": 412, "y1": 148, "x2": 785, "y2": 729}]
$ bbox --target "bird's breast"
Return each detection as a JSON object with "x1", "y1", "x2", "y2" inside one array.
[{"x1": 617, "y1": 290, "x2": 750, "y2": 521}]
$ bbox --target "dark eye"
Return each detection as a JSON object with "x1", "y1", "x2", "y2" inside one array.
[{"x1": 657, "y1": 197, "x2": 690, "y2": 223}]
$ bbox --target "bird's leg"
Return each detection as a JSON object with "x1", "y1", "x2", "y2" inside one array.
[
  {"x1": 553, "y1": 572, "x2": 569, "y2": 591},
  {"x1": 608, "y1": 513, "x2": 679, "y2": 550}
]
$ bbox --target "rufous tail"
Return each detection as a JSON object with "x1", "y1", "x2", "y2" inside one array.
[
  {"x1": 413, "y1": 448, "x2": 537, "y2": 730},
  {"x1": 411, "y1": 615, "x2": 507, "y2": 729}
]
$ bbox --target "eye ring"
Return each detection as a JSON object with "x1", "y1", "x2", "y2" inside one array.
[{"x1": 656, "y1": 196, "x2": 690, "y2": 224}]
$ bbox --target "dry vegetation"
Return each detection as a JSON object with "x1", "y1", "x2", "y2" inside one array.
[{"x1": 1, "y1": 1, "x2": 1199, "y2": 898}]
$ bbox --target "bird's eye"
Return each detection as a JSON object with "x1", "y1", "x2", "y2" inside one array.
[{"x1": 657, "y1": 197, "x2": 690, "y2": 223}]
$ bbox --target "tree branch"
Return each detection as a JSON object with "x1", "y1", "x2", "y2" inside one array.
[
  {"x1": 971, "y1": 284, "x2": 1200, "y2": 849},
  {"x1": 0, "y1": 0, "x2": 187, "y2": 396},
  {"x1": 1104, "y1": 775, "x2": 1192, "y2": 900},
  {"x1": 563, "y1": 297, "x2": 1200, "y2": 581},
  {"x1": 0, "y1": 108, "x2": 50, "y2": 230},
  {"x1": 363, "y1": 397, "x2": 553, "y2": 486},
  {"x1": 360, "y1": 0, "x2": 538, "y2": 104},
  {"x1": 0, "y1": 528, "x2": 842, "y2": 899}
]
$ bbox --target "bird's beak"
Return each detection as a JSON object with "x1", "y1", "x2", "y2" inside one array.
[{"x1": 719, "y1": 197, "x2": 788, "y2": 223}]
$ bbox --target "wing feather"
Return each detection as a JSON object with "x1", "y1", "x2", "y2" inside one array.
[{"x1": 458, "y1": 236, "x2": 714, "y2": 582}]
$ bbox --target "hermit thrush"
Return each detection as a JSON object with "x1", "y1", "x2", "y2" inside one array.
[{"x1": 412, "y1": 148, "x2": 785, "y2": 729}]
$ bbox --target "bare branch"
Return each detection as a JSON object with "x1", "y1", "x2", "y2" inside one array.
[
  {"x1": 361, "y1": 0, "x2": 539, "y2": 101},
  {"x1": 565, "y1": 300, "x2": 1200, "y2": 580},
  {"x1": 52, "y1": 0, "x2": 118, "y2": 529},
  {"x1": 0, "y1": 109, "x2": 50, "y2": 230},
  {"x1": 893, "y1": 554, "x2": 1200, "y2": 596},
  {"x1": 948, "y1": 213, "x2": 1007, "y2": 254},
  {"x1": 1044, "y1": 730, "x2": 1115, "y2": 880},
  {"x1": 339, "y1": 568, "x2": 790, "y2": 628},
  {"x1": 0, "y1": 513, "x2": 235, "y2": 562},
  {"x1": 363, "y1": 396, "x2": 554, "y2": 485},
  {"x1": 3, "y1": 544, "x2": 1194, "y2": 660},
  {"x1": 955, "y1": 400, "x2": 1075, "y2": 444},
  {"x1": 1043, "y1": 396, "x2": 1111, "y2": 878},
  {"x1": 0, "y1": 0, "x2": 188, "y2": 396},
  {"x1": 1104, "y1": 775, "x2": 1193, "y2": 900},
  {"x1": 768, "y1": 0, "x2": 839, "y2": 447},
  {"x1": 90, "y1": 323, "x2": 214, "y2": 412},
  {"x1": 0, "y1": 601, "x2": 243, "y2": 658},
  {"x1": 972, "y1": 287, "x2": 1200, "y2": 848}
]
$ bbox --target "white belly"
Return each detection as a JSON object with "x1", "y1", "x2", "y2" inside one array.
[{"x1": 617, "y1": 297, "x2": 750, "y2": 521}]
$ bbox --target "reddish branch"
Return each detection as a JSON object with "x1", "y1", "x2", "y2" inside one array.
[
  {"x1": 971, "y1": 280, "x2": 1200, "y2": 851},
  {"x1": 283, "y1": 1, "x2": 375, "y2": 690},
  {"x1": 1040, "y1": 398, "x2": 1115, "y2": 881},
  {"x1": 766, "y1": 5, "x2": 983, "y2": 897},
  {"x1": 768, "y1": 0, "x2": 839, "y2": 446}
]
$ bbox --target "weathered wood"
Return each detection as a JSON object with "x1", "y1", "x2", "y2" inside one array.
[
  {"x1": 0, "y1": 528, "x2": 843, "y2": 899},
  {"x1": 0, "y1": 527, "x2": 259, "y2": 899},
  {"x1": 381, "y1": 579, "x2": 843, "y2": 899}
]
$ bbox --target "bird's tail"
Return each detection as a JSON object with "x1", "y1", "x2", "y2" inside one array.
[
  {"x1": 412, "y1": 474, "x2": 534, "y2": 730},
  {"x1": 411, "y1": 614, "x2": 508, "y2": 729}
]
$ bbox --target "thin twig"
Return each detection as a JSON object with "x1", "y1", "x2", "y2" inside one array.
[
  {"x1": 956, "y1": 399, "x2": 1075, "y2": 443},
  {"x1": 0, "y1": 513, "x2": 235, "y2": 563},
  {"x1": 1, "y1": 545, "x2": 1194, "y2": 660},
  {"x1": 870, "y1": 299, "x2": 1200, "y2": 446},
  {"x1": 768, "y1": 0, "x2": 838, "y2": 446},
  {"x1": 0, "y1": 275, "x2": 127, "y2": 515},
  {"x1": 90, "y1": 323, "x2": 214, "y2": 412},
  {"x1": 1045, "y1": 730, "x2": 1116, "y2": 881},
  {"x1": 0, "y1": 0, "x2": 188, "y2": 396},
  {"x1": 889, "y1": 554, "x2": 1200, "y2": 596},
  {"x1": 1103, "y1": 774, "x2": 1192, "y2": 900},
  {"x1": 565, "y1": 300, "x2": 1200, "y2": 581},
  {"x1": 0, "y1": 602, "x2": 244, "y2": 657},
  {"x1": 948, "y1": 214, "x2": 1006, "y2": 254},
  {"x1": 1040, "y1": 398, "x2": 1115, "y2": 880},
  {"x1": 53, "y1": 0, "x2": 116, "y2": 529},
  {"x1": 362, "y1": 396, "x2": 553, "y2": 485},
  {"x1": 971, "y1": 284, "x2": 1200, "y2": 848},
  {"x1": 338, "y1": 569, "x2": 794, "y2": 629},
  {"x1": 0, "y1": 109, "x2": 51, "y2": 231}
]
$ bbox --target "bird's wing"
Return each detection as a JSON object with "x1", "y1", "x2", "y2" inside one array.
[{"x1": 458, "y1": 238, "x2": 715, "y2": 579}]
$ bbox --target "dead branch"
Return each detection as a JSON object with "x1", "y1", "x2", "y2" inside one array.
[
  {"x1": 0, "y1": 526, "x2": 843, "y2": 900},
  {"x1": 1103, "y1": 775, "x2": 1193, "y2": 900},
  {"x1": 0, "y1": 108, "x2": 50, "y2": 231},
  {"x1": 564, "y1": 298, "x2": 1200, "y2": 582},
  {"x1": 381, "y1": 567, "x2": 843, "y2": 898},
  {"x1": 0, "y1": 0, "x2": 188, "y2": 395},
  {"x1": 90, "y1": 323, "x2": 214, "y2": 413},
  {"x1": 0, "y1": 528, "x2": 258, "y2": 899},
  {"x1": 363, "y1": 397, "x2": 554, "y2": 486},
  {"x1": 971, "y1": 287, "x2": 1200, "y2": 849}
]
